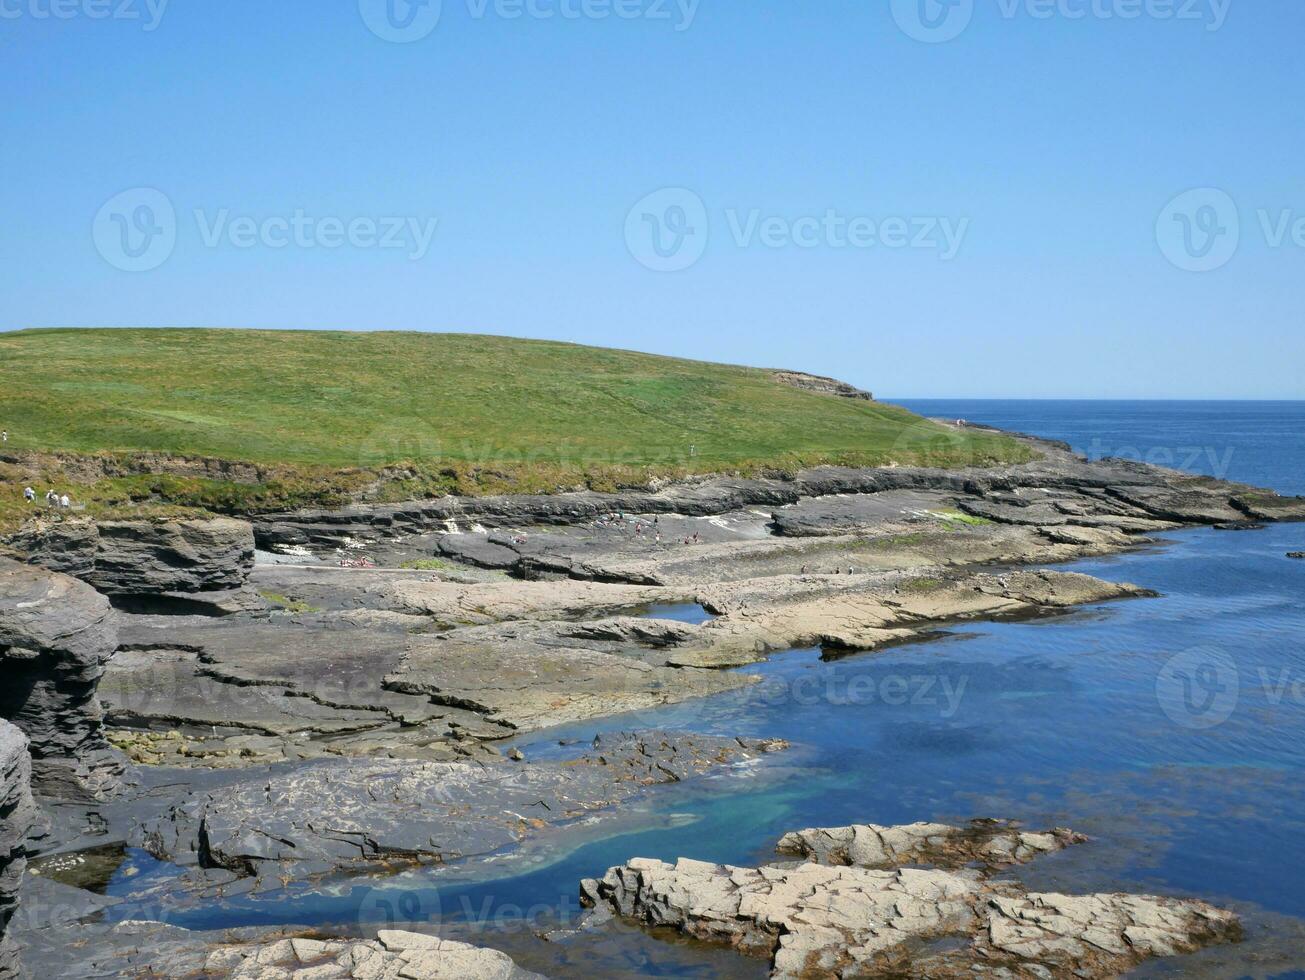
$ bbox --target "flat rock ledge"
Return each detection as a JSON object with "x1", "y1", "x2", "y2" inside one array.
[
  {"x1": 206, "y1": 930, "x2": 544, "y2": 980},
  {"x1": 581, "y1": 821, "x2": 1240, "y2": 979},
  {"x1": 137, "y1": 732, "x2": 787, "y2": 886},
  {"x1": 775, "y1": 818, "x2": 1088, "y2": 871}
]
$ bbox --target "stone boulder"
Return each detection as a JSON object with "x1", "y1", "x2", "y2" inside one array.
[
  {"x1": 0, "y1": 559, "x2": 121, "y2": 799},
  {"x1": 0, "y1": 722, "x2": 36, "y2": 980}
]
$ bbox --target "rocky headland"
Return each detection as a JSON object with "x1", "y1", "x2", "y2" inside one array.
[{"x1": 0, "y1": 425, "x2": 1300, "y2": 977}]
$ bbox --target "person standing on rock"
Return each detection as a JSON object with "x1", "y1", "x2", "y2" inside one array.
[
  {"x1": 22, "y1": 487, "x2": 34, "y2": 503},
  {"x1": 59, "y1": 494, "x2": 70, "y2": 509}
]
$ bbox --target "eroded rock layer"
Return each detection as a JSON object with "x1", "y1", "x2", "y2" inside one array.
[
  {"x1": 7, "y1": 517, "x2": 257, "y2": 614},
  {"x1": 0, "y1": 559, "x2": 121, "y2": 799},
  {"x1": 0, "y1": 722, "x2": 36, "y2": 980},
  {"x1": 206, "y1": 930, "x2": 544, "y2": 980},
  {"x1": 583, "y1": 826, "x2": 1241, "y2": 979}
]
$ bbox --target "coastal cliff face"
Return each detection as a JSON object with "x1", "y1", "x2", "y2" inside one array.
[
  {"x1": 0, "y1": 559, "x2": 121, "y2": 801},
  {"x1": 0, "y1": 722, "x2": 36, "y2": 980},
  {"x1": 6, "y1": 518, "x2": 257, "y2": 615}
]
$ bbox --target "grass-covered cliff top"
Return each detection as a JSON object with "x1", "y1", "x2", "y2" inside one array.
[{"x1": 0, "y1": 328, "x2": 1031, "y2": 525}]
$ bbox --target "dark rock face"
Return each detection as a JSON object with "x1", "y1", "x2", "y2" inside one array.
[
  {"x1": 0, "y1": 560, "x2": 121, "y2": 800},
  {"x1": 6, "y1": 518, "x2": 257, "y2": 615},
  {"x1": 135, "y1": 732, "x2": 786, "y2": 885},
  {"x1": 249, "y1": 432, "x2": 1305, "y2": 551},
  {"x1": 0, "y1": 722, "x2": 37, "y2": 980}
]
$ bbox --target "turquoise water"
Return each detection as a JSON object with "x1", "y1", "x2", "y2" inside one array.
[{"x1": 107, "y1": 402, "x2": 1305, "y2": 975}]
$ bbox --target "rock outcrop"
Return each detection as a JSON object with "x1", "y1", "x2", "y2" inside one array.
[
  {"x1": 772, "y1": 370, "x2": 873, "y2": 400},
  {"x1": 0, "y1": 723, "x2": 36, "y2": 980},
  {"x1": 206, "y1": 931, "x2": 544, "y2": 980},
  {"x1": 582, "y1": 821, "x2": 1241, "y2": 978},
  {"x1": 775, "y1": 818, "x2": 1088, "y2": 871},
  {"x1": 136, "y1": 733, "x2": 786, "y2": 886},
  {"x1": 249, "y1": 431, "x2": 1305, "y2": 549},
  {"x1": 7, "y1": 517, "x2": 257, "y2": 615},
  {"x1": 0, "y1": 559, "x2": 121, "y2": 800}
]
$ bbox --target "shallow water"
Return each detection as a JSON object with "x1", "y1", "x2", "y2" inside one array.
[{"x1": 104, "y1": 401, "x2": 1305, "y2": 976}]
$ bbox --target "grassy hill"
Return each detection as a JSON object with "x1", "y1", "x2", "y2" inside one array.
[{"x1": 0, "y1": 328, "x2": 1030, "y2": 522}]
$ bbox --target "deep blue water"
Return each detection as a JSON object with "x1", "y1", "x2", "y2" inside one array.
[
  {"x1": 896, "y1": 399, "x2": 1305, "y2": 496},
  {"x1": 107, "y1": 402, "x2": 1305, "y2": 976}
]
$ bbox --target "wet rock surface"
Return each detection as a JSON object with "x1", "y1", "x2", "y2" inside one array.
[
  {"x1": 0, "y1": 723, "x2": 36, "y2": 980},
  {"x1": 0, "y1": 559, "x2": 121, "y2": 800},
  {"x1": 135, "y1": 732, "x2": 787, "y2": 886},
  {"x1": 582, "y1": 820, "x2": 1241, "y2": 978}
]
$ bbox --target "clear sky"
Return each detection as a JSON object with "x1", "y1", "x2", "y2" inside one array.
[{"x1": 2, "y1": 0, "x2": 1302, "y2": 398}]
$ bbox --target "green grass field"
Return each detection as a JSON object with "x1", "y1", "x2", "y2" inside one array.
[{"x1": 0, "y1": 328, "x2": 1031, "y2": 522}]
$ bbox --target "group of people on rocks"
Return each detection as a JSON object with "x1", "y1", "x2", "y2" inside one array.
[{"x1": 23, "y1": 486, "x2": 72, "y2": 509}]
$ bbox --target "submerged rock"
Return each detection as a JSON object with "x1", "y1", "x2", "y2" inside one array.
[
  {"x1": 206, "y1": 930, "x2": 545, "y2": 979},
  {"x1": 775, "y1": 818, "x2": 1088, "y2": 871},
  {"x1": 0, "y1": 559, "x2": 121, "y2": 800},
  {"x1": 582, "y1": 821, "x2": 1240, "y2": 978},
  {"x1": 0, "y1": 722, "x2": 37, "y2": 980}
]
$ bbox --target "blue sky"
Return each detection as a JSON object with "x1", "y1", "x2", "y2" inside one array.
[{"x1": 2, "y1": 0, "x2": 1302, "y2": 398}]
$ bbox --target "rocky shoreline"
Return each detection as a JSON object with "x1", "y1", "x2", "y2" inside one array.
[{"x1": 0, "y1": 427, "x2": 1302, "y2": 976}]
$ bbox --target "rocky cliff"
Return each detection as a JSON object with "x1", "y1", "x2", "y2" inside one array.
[
  {"x1": 0, "y1": 722, "x2": 36, "y2": 980},
  {"x1": 6, "y1": 517, "x2": 257, "y2": 615},
  {"x1": 0, "y1": 560, "x2": 121, "y2": 800}
]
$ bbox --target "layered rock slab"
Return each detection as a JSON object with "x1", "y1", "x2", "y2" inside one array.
[
  {"x1": 0, "y1": 559, "x2": 121, "y2": 799},
  {"x1": 0, "y1": 723, "x2": 37, "y2": 980},
  {"x1": 584, "y1": 856, "x2": 1239, "y2": 978},
  {"x1": 136, "y1": 732, "x2": 786, "y2": 885},
  {"x1": 207, "y1": 930, "x2": 544, "y2": 980},
  {"x1": 6, "y1": 517, "x2": 258, "y2": 614},
  {"x1": 775, "y1": 818, "x2": 1088, "y2": 871}
]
